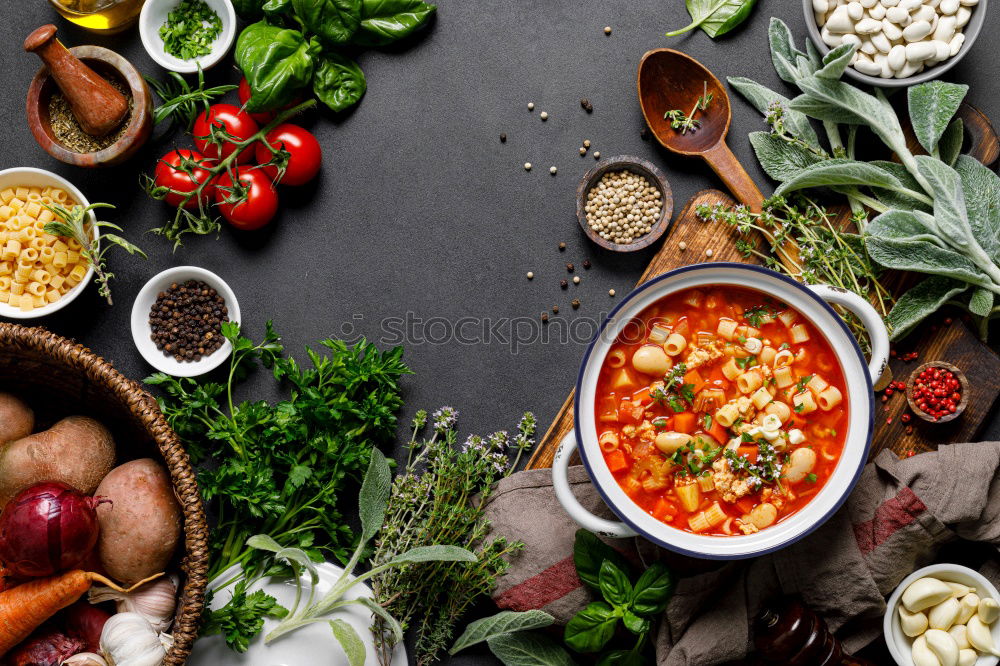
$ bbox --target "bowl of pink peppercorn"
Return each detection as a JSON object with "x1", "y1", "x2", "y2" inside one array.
[{"x1": 905, "y1": 361, "x2": 969, "y2": 424}]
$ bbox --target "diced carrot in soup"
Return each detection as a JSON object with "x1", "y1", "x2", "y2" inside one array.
[{"x1": 593, "y1": 285, "x2": 848, "y2": 537}]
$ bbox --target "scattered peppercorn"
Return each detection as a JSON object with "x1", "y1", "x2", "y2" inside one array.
[
  {"x1": 905, "y1": 426, "x2": 914, "y2": 435},
  {"x1": 579, "y1": 147, "x2": 587, "y2": 155},
  {"x1": 901, "y1": 413, "x2": 911, "y2": 423},
  {"x1": 559, "y1": 242, "x2": 566, "y2": 251},
  {"x1": 678, "y1": 241, "x2": 687, "y2": 250},
  {"x1": 528, "y1": 102, "x2": 535, "y2": 111},
  {"x1": 573, "y1": 276, "x2": 581, "y2": 284},
  {"x1": 583, "y1": 140, "x2": 591, "y2": 148},
  {"x1": 640, "y1": 127, "x2": 650, "y2": 141},
  {"x1": 571, "y1": 299, "x2": 580, "y2": 309},
  {"x1": 583, "y1": 259, "x2": 591, "y2": 269},
  {"x1": 524, "y1": 162, "x2": 532, "y2": 171},
  {"x1": 705, "y1": 249, "x2": 714, "y2": 257},
  {"x1": 609, "y1": 289, "x2": 616, "y2": 296},
  {"x1": 906, "y1": 449, "x2": 915, "y2": 457},
  {"x1": 550, "y1": 166, "x2": 557, "y2": 175},
  {"x1": 604, "y1": 25, "x2": 612, "y2": 34},
  {"x1": 560, "y1": 279, "x2": 568, "y2": 289},
  {"x1": 500, "y1": 133, "x2": 507, "y2": 143},
  {"x1": 890, "y1": 348, "x2": 897, "y2": 358},
  {"x1": 945, "y1": 317, "x2": 953, "y2": 325},
  {"x1": 566, "y1": 263, "x2": 574, "y2": 272},
  {"x1": 581, "y1": 99, "x2": 593, "y2": 113},
  {"x1": 540, "y1": 112, "x2": 549, "y2": 121},
  {"x1": 148, "y1": 280, "x2": 228, "y2": 363},
  {"x1": 541, "y1": 313, "x2": 548, "y2": 322},
  {"x1": 593, "y1": 151, "x2": 601, "y2": 159},
  {"x1": 552, "y1": 305, "x2": 559, "y2": 314},
  {"x1": 526, "y1": 271, "x2": 534, "y2": 279},
  {"x1": 886, "y1": 416, "x2": 893, "y2": 424}
]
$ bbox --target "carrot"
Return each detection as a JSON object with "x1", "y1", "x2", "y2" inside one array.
[
  {"x1": 631, "y1": 387, "x2": 654, "y2": 406},
  {"x1": 708, "y1": 420, "x2": 729, "y2": 445},
  {"x1": 0, "y1": 571, "x2": 158, "y2": 657},
  {"x1": 736, "y1": 446, "x2": 758, "y2": 463},
  {"x1": 673, "y1": 412, "x2": 697, "y2": 433},
  {"x1": 683, "y1": 368, "x2": 706, "y2": 395},
  {"x1": 605, "y1": 450, "x2": 628, "y2": 474},
  {"x1": 735, "y1": 497, "x2": 757, "y2": 514}
]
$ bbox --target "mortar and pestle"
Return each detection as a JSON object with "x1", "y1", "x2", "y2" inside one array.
[{"x1": 24, "y1": 24, "x2": 152, "y2": 167}]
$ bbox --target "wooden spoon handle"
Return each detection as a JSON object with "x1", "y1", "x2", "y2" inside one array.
[{"x1": 701, "y1": 141, "x2": 764, "y2": 212}]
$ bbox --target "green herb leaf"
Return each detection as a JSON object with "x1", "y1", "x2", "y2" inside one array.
[
  {"x1": 293, "y1": 0, "x2": 362, "y2": 45},
  {"x1": 630, "y1": 562, "x2": 675, "y2": 616},
  {"x1": 232, "y1": 0, "x2": 265, "y2": 19},
  {"x1": 353, "y1": 0, "x2": 437, "y2": 45},
  {"x1": 805, "y1": 473, "x2": 817, "y2": 483},
  {"x1": 621, "y1": 610, "x2": 650, "y2": 635},
  {"x1": 313, "y1": 51, "x2": 367, "y2": 112},
  {"x1": 572, "y1": 529, "x2": 631, "y2": 592},
  {"x1": 564, "y1": 602, "x2": 618, "y2": 653},
  {"x1": 748, "y1": 132, "x2": 825, "y2": 183},
  {"x1": 815, "y1": 43, "x2": 856, "y2": 80},
  {"x1": 354, "y1": 597, "x2": 404, "y2": 646},
  {"x1": 359, "y1": 449, "x2": 392, "y2": 542},
  {"x1": 915, "y1": 155, "x2": 976, "y2": 249},
  {"x1": 939, "y1": 117, "x2": 964, "y2": 167},
  {"x1": 727, "y1": 78, "x2": 819, "y2": 148},
  {"x1": 969, "y1": 286, "x2": 994, "y2": 317},
  {"x1": 235, "y1": 22, "x2": 314, "y2": 113},
  {"x1": 159, "y1": 0, "x2": 223, "y2": 61},
  {"x1": 866, "y1": 209, "x2": 942, "y2": 244},
  {"x1": 387, "y1": 544, "x2": 478, "y2": 566},
  {"x1": 955, "y1": 155, "x2": 1000, "y2": 263},
  {"x1": 201, "y1": 582, "x2": 289, "y2": 653},
  {"x1": 598, "y1": 559, "x2": 633, "y2": 607},
  {"x1": 666, "y1": 0, "x2": 757, "y2": 38},
  {"x1": 768, "y1": 17, "x2": 807, "y2": 83},
  {"x1": 886, "y1": 276, "x2": 967, "y2": 341},
  {"x1": 774, "y1": 159, "x2": 908, "y2": 197},
  {"x1": 329, "y1": 619, "x2": 366, "y2": 666},
  {"x1": 868, "y1": 161, "x2": 933, "y2": 213},
  {"x1": 485, "y1": 632, "x2": 577, "y2": 666},
  {"x1": 868, "y1": 236, "x2": 991, "y2": 286},
  {"x1": 908, "y1": 81, "x2": 968, "y2": 154},
  {"x1": 787, "y1": 94, "x2": 866, "y2": 126},
  {"x1": 450, "y1": 610, "x2": 555, "y2": 655}
]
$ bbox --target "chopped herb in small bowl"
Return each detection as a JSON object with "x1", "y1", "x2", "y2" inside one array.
[{"x1": 159, "y1": 0, "x2": 223, "y2": 60}]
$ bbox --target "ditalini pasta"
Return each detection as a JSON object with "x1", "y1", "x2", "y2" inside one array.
[
  {"x1": 594, "y1": 286, "x2": 849, "y2": 536},
  {"x1": 0, "y1": 186, "x2": 90, "y2": 312}
]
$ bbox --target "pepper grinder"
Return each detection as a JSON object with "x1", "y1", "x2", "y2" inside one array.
[
  {"x1": 24, "y1": 24, "x2": 129, "y2": 137},
  {"x1": 753, "y1": 598, "x2": 876, "y2": 666}
]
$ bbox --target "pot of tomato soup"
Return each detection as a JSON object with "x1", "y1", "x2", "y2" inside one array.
[{"x1": 553, "y1": 263, "x2": 890, "y2": 559}]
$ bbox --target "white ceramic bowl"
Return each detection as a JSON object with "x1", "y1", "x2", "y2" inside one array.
[
  {"x1": 885, "y1": 563, "x2": 1000, "y2": 666},
  {"x1": 0, "y1": 167, "x2": 96, "y2": 320},
  {"x1": 553, "y1": 263, "x2": 890, "y2": 559},
  {"x1": 139, "y1": 0, "x2": 236, "y2": 73},
  {"x1": 130, "y1": 265, "x2": 240, "y2": 377}
]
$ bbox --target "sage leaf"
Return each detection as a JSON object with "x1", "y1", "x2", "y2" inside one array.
[
  {"x1": 915, "y1": 155, "x2": 973, "y2": 249},
  {"x1": 387, "y1": 544, "x2": 478, "y2": 565},
  {"x1": 955, "y1": 154, "x2": 1000, "y2": 262},
  {"x1": 450, "y1": 610, "x2": 555, "y2": 655},
  {"x1": 887, "y1": 276, "x2": 967, "y2": 340},
  {"x1": 869, "y1": 161, "x2": 932, "y2": 213},
  {"x1": 788, "y1": 94, "x2": 866, "y2": 126},
  {"x1": 666, "y1": 0, "x2": 758, "y2": 38},
  {"x1": 486, "y1": 632, "x2": 577, "y2": 666},
  {"x1": 805, "y1": 38, "x2": 824, "y2": 70},
  {"x1": 816, "y1": 43, "x2": 856, "y2": 80},
  {"x1": 908, "y1": 81, "x2": 968, "y2": 154},
  {"x1": 866, "y1": 236, "x2": 992, "y2": 287},
  {"x1": 564, "y1": 602, "x2": 617, "y2": 653},
  {"x1": 795, "y1": 76, "x2": 907, "y2": 154},
  {"x1": 247, "y1": 534, "x2": 284, "y2": 553},
  {"x1": 598, "y1": 559, "x2": 633, "y2": 607},
  {"x1": 728, "y1": 77, "x2": 821, "y2": 149},
  {"x1": 354, "y1": 597, "x2": 403, "y2": 646},
  {"x1": 359, "y1": 449, "x2": 392, "y2": 543},
  {"x1": 768, "y1": 18, "x2": 806, "y2": 83},
  {"x1": 354, "y1": 0, "x2": 436, "y2": 46},
  {"x1": 774, "y1": 159, "x2": 906, "y2": 196},
  {"x1": 293, "y1": 0, "x2": 362, "y2": 45},
  {"x1": 749, "y1": 132, "x2": 825, "y2": 182},
  {"x1": 969, "y1": 286, "x2": 994, "y2": 316},
  {"x1": 867, "y1": 209, "x2": 945, "y2": 246},
  {"x1": 939, "y1": 117, "x2": 964, "y2": 167},
  {"x1": 329, "y1": 619, "x2": 365, "y2": 666},
  {"x1": 573, "y1": 529, "x2": 631, "y2": 592}
]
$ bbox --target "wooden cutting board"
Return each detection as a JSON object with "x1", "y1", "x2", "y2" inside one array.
[{"x1": 527, "y1": 189, "x2": 1000, "y2": 469}]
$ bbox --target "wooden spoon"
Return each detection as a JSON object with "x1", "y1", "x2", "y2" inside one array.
[{"x1": 638, "y1": 48, "x2": 799, "y2": 272}]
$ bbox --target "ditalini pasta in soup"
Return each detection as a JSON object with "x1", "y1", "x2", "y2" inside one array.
[{"x1": 594, "y1": 286, "x2": 848, "y2": 536}]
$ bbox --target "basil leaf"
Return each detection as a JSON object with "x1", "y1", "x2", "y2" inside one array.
[
  {"x1": 816, "y1": 43, "x2": 856, "y2": 80},
  {"x1": 449, "y1": 610, "x2": 555, "y2": 655},
  {"x1": 232, "y1": 0, "x2": 265, "y2": 19},
  {"x1": 774, "y1": 159, "x2": 907, "y2": 197},
  {"x1": 353, "y1": 0, "x2": 436, "y2": 46},
  {"x1": 939, "y1": 118, "x2": 964, "y2": 167},
  {"x1": 869, "y1": 161, "x2": 933, "y2": 213},
  {"x1": 728, "y1": 76, "x2": 821, "y2": 149},
  {"x1": 564, "y1": 602, "x2": 618, "y2": 653},
  {"x1": 969, "y1": 286, "x2": 994, "y2": 316},
  {"x1": 598, "y1": 559, "x2": 633, "y2": 607},
  {"x1": 748, "y1": 132, "x2": 825, "y2": 183},
  {"x1": 908, "y1": 81, "x2": 968, "y2": 154},
  {"x1": 313, "y1": 52, "x2": 367, "y2": 112},
  {"x1": 293, "y1": 0, "x2": 362, "y2": 45},
  {"x1": 573, "y1": 529, "x2": 631, "y2": 592},
  {"x1": 955, "y1": 155, "x2": 1000, "y2": 263},
  {"x1": 621, "y1": 610, "x2": 650, "y2": 635},
  {"x1": 630, "y1": 562, "x2": 675, "y2": 616},
  {"x1": 235, "y1": 22, "x2": 314, "y2": 112},
  {"x1": 263, "y1": 0, "x2": 291, "y2": 12},
  {"x1": 666, "y1": 0, "x2": 757, "y2": 38},
  {"x1": 887, "y1": 276, "x2": 967, "y2": 341},
  {"x1": 486, "y1": 632, "x2": 577, "y2": 666}
]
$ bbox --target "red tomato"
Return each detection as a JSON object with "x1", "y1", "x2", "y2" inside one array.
[
  {"x1": 238, "y1": 78, "x2": 277, "y2": 125},
  {"x1": 254, "y1": 124, "x2": 322, "y2": 186},
  {"x1": 214, "y1": 166, "x2": 279, "y2": 231},
  {"x1": 153, "y1": 149, "x2": 216, "y2": 209},
  {"x1": 193, "y1": 104, "x2": 259, "y2": 164}
]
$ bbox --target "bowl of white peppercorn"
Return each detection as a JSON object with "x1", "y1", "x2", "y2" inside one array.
[
  {"x1": 577, "y1": 156, "x2": 674, "y2": 252},
  {"x1": 803, "y1": 0, "x2": 986, "y2": 86}
]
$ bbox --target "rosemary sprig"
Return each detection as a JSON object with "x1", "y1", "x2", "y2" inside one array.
[
  {"x1": 665, "y1": 81, "x2": 713, "y2": 135},
  {"x1": 43, "y1": 203, "x2": 147, "y2": 306},
  {"x1": 145, "y1": 68, "x2": 237, "y2": 129}
]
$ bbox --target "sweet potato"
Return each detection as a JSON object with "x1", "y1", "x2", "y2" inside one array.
[
  {"x1": 0, "y1": 393, "x2": 33, "y2": 444},
  {"x1": 0, "y1": 417, "x2": 115, "y2": 508},
  {"x1": 95, "y1": 459, "x2": 181, "y2": 585}
]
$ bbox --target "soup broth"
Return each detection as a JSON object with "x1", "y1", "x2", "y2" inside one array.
[{"x1": 594, "y1": 286, "x2": 848, "y2": 536}]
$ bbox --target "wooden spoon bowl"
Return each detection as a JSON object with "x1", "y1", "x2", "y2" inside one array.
[{"x1": 905, "y1": 361, "x2": 969, "y2": 424}]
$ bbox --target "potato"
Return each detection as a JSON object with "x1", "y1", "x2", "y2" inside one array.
[
  {"x1": 95, "y1": 459, "x2": 182, "y2": 584},
  {"x1": 0, "y1": 393, "x2": 34, "y2": 444},
  {"x1": 0, "y1": 416, "x2": 115, "y2": 507}
]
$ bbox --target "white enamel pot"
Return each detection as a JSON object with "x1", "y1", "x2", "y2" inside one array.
[{"x1": 552, "y1": 263, "x2": 889, "y2": 559}]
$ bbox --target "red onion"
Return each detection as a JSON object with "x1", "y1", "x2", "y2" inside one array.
[
  {"x1": 7, "y1": 627, "x2": 84, "y2": 666},
  {"x1": 0, "y1": 482, "x2": 108, "y2": 578},
  {"x1": 63, "y1": 602, "x2": 111, "y2": 653}
]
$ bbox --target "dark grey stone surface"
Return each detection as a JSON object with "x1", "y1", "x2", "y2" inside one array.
[{"x1": 3, "y1": 1, "x2": 999, "y2": 663}]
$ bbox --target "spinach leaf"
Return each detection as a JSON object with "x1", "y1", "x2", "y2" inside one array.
[
  {"x1": 749, "y1": 132, "x2": 825, "y2": 182},
  {"x1": 939, "y1": 118, "x2": 964, "y2": 167},
  {"x1": 666, "y1": 0, "x2": 757, "y2": 38},
  {"x1": 908, "y1": 81, "x2": 968, "y2": 154},
  {"x1": 869, "y1": 161, "x2": 932, "y2": 213},
  {"x1": 969, "y1": 287, "x2": 994, "y2": 316},
  {"x1": 768, "y1": 17, "x2": 807, "y2": 83},
  {"x1": 866, "y1": 236, "x2": 992, "y2": 287},
  {"x1": 293, "y1": 0, "x2": 363, "y2": 45},
  {"x1": 313, "y1": 51, "x2": 367, "y2": 111},
  {"x1": 235, "y1": 22, "x2": 315, "y2": 112},
  {"x1": 955, "y1": 154, "x2": 1000, "y2": 262},
  {"x1": 486, "y1": 632, "x2": 577, "y2": 666},
  {"x1": 564, "y1": 602, "x2": 618, "y2": 653},
  {"x1": 775, "y1": 159, "x2": 907, "y2": 197},
  {"x1": 598, "y1": 560, "x2": 633, "y2": 607},
  {"x1": 573, "y1": 529, "x2": 631, "y2": 592},
  {"x1": 629, "y1": 562, "x2": 675, "y2": 616},
  {"x1": 728, "y1": 76, "x2": 820, "y2": 149},
  {"x1": 353, "y1": 0, "x2": 436, "y2": 46},
  {"x1": 887, "y1": 276, "x2": 967, "y2": 340},
  {"x1": 815, "y1": 43, "x2": 856, "y2": 80},
  {"x1": 450, "y1": 611, "x2": 555, "y2": 655}
]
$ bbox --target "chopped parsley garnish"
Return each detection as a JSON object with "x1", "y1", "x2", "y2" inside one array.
[
  {"x1": 653, "y1": 363, "x2": 695, "y2": 413},
  {"x1": 702, "y1": 414, "x2": 713, "y2": 430},
  {"x1": 794, "y1": 403, "x2": 805, "y2": 413},
  {"x1": 652, "y1": 416, "x2": 670, "y2": 431},
  {"x1": 795, "y1": 374, "x2": 814, "y2": 392},
  {"x1": 779, "y1": 342, "x2": 790, "y2": 350},
  {"x1": 159, "y1": 0, "x2": 224, "y2": 61},
  {"x1": 743, "y1": 304, "x2": 775, "y2": 328},
  {"x1": 667, "y1": 438, "x2": 721, "y2": 475},
  {"x1": 735, "y1": 355, "x2": 757, "y2": 370},
  {"x1": 724, "y1": 438, "x2": 783, "y2": 490},
  {"x1": 737, "y1": 335, "x2": 747, "y2": 344},
  {"x1": 805, "y1": 473, "x2": 817, "y2": 483}
]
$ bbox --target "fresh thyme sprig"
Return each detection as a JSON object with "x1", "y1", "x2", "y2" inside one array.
[
  {"x1": 664, "y1": 81, "x2": 713, "y2": 135},
  {"x1": 43, "y1": 202, "x2": 147, "y2": 306},
  {"x1": 146, "y1": 68, "x2": 237, "y2": 129}
]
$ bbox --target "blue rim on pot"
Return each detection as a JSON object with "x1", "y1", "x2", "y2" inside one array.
[{"x1": 552, "y1": 263, "x2": 889, "y2": 560}]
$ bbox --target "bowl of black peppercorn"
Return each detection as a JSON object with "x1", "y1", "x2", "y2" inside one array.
[{"x1": 130, "y1": 266, "x2": 241, "y2": 377}]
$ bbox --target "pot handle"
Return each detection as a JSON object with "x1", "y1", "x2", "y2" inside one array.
[
  {"x1": 552, "y1": 430, "x2": 638, "y2": 538},
  {"x1": 808, "y1": 284, "x2": 890, "y2": 385}
]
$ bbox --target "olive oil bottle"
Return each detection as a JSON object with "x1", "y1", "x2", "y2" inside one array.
[{"x1": 48, "y1": 0, "x2": 145, "y2": 34}]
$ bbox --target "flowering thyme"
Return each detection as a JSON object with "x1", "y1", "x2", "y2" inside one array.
[
  {"x1": 664, "y1": 81, "x2": 713, "y2": 135},
  {"x1": 724, "y1": 438, "x2": 783, "y2": 491}
]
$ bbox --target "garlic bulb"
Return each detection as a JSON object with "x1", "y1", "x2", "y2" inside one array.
[
  {"x1": 100, "y1": 612, "x2": 166, "y2": 666},
  {"x1": 91, "y1": 576, "x2": 177, "y2": 633},
  {"x1": 62, "y1": 654, "x2": 109, "y2": 666}
]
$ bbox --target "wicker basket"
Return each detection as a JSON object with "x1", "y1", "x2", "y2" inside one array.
[{"x1": 0, "y1": 323, "x2": 208, "y2": 665}]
